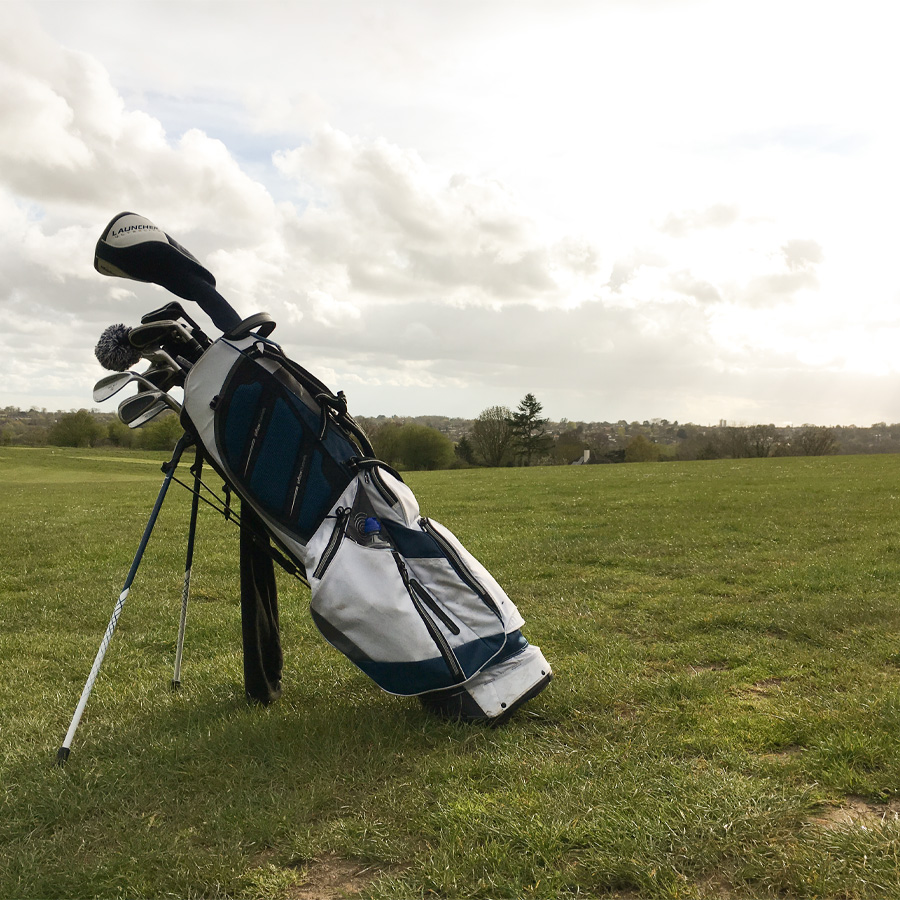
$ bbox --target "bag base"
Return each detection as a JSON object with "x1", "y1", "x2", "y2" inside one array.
[{"x1": 419, "y1": 644, "x2": 552, "y2": 726}]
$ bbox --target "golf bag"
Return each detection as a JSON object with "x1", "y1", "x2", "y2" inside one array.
[{"x1": 94, "y1": 212, "x2": 552, "y2": 724}]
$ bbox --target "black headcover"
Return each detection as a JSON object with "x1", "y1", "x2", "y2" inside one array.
[{"x1": 94, "y1": 213, "x2": 241, "y2": 333}]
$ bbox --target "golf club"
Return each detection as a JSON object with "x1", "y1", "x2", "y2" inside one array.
[
  {"x1": 118, "y1": 389, "x2": 181, "y2": 424},
  {"x1": 143, "y1": 348, "x2": 185, "y2": 373},
  {"x1": 127, "y1": 400, "x2": 172, "y2": 428},
  {"x1": 140, "y1": 300, "x2": 205, "y2": 335},
  {"x1": 93, "y1": 370, "x2": 166, "y2": 403},
  {"x1": 128, "y1": 320, "x2": 204, "y2": 356}
]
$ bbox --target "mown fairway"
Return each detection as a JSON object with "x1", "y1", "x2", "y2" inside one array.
[{"x1": 2, "y1": 448, "x2": 900, "y2": 899}]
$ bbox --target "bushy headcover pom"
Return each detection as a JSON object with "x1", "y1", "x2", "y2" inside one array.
[{"x1": 95, "y1": 323, "x2": 141, "y2": 371}]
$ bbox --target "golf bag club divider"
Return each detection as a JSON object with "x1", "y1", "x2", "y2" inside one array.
[{"x1": 57, "y1": 434, "x2": 193, "y2": 766}]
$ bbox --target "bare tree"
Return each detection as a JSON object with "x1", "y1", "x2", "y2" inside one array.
[
  {"x1": 796, "y1": 426, "x2": 838, "y2": 456},
  {"x1": 746, "y1": 424, "x2": 779, "y2": 458},
  {"x1": 470, "y1": 405, "x2": 513, "y2": 466}
]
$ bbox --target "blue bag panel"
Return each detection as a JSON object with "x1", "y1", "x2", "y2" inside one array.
[
  {"x1": 311, "y1": 606, "x2": 507, "y2": 695},
  {"x1": 296, "y1": 448, "x2": 334, "y2": 536},
  {"x1": 358, "y1": 632, "x2": 507, "y2": 695},
  {"x1": 249, "y1": 398, "x2": 301, "y2": 512},
  {"x1": 380, "y1": 520, "x2": 444, "y2": 559},
  {"x1": 222, "y1": 382, "x2": 262, "y2": 464},
  {"x1": 215, "y1": 354, "x2": 357, "y2": 542}
]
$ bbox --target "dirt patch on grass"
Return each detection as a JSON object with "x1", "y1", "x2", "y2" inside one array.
[
  {"x1": 759, "y1": 745, "x2": 803, "y2": 764},
  {"x1": 288, "y1": 853, "x2": 383, "y2": 900},
  {"x1": 807, "y1": 796, "x2": 900, "y2": 830}
]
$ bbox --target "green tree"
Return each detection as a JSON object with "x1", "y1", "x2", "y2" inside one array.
[
  {"x1": 455, "y1": 435, "x2": 476, "y2": 465},
  {"x1": 396, "y1": 424, "x2": 455, "y2": 470},
  {"x1": 553, "y1": 428, "x2": 588, "y2": 465},
  {"x1": 510, "y1": 393, "x2": 553, "y2": 465},
  {"x1": 471, "y1": 405, "x2": 513, "y2": 467},
  {"x1": 625, "y1": 434, "x2": 660, "y2": 462},
  {"x1": 136, "y1": 413, "x2": 184, "y2": 450},
  {"x1": 48, "y1": 410, "x2": 102, "y2": 448},
  {"x1": 107, "y1": 419, "x2": 135, "y2": 448},
  {"x1": 371, "y1": 422, "x2": 454, "y2": 470},
  {"x1": 371, "y1": 422, "x2": 404, "y2": 467}
]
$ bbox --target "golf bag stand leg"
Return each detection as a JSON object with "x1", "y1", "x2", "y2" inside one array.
[
  {"x1": 171, "y1": 446, "x2": 204, "y2": 690},
  {"x1": 56, "y1": 433, "x2": 193, "y2": 766}
]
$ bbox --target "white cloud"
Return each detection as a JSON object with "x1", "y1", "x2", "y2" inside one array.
[{"x1": 2, "y1": 0, "x2": 900, "y2": 426}]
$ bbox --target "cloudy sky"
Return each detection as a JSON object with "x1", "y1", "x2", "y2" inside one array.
[{"x1": 2, "y1": 0, "x2": 898, "y2": 425}]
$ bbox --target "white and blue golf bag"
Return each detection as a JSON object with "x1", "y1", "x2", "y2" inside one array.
[
  {"x1": 94, "y1": 212, "x2": 552, "y2": 724},
  {"x1": 180, "y1": 329, "x2": 551, "y2": 722}
]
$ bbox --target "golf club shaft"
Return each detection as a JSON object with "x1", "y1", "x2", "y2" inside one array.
[
  {"x1": 57, "y1": 435, "x2": 191, "y2": 765},
  {"x1": 172, "y1": 450, "x2": 203, "y2": 688}
]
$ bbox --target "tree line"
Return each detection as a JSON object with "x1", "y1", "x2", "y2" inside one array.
[
  {"x1": 6, "y1": 400, "x2": 900, "y2": 470},
  {"x1": 361, "y1": 398, "x2": 847, "y2": 469},
  {"x1": 1, "y1": 407, "x2": 183, "y2": 451}
]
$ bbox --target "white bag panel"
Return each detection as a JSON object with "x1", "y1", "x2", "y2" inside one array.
[
  {"x1": 419, "y1": 518, "x2": 525, "y2": 633},
  {"x1": 181, "y1": 338, "x2": 245, "y2": 465},
  {"x1": 361, "y1": 466, "x2": 420, "y2": 525},
  {"x1": 310, "y1": 539, "x2": 445, "y2": 665}
]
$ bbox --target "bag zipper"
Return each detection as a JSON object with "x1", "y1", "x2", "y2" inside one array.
[
  {"x1": 242, "y1": 405, "x2": 269, "y2": 477},
  {"x1": 419, "y1": 518, "x2": 501, "y2": 617},
  {"x1": 393, "y1": 551, "x2": 464, "y2": 681},
  {"x1": 367, "y1": 465, "x2": 398, "y2": 507},
  {"x1": 287, "y1": 450, "x2": 310, "y2": 519},
  {"x1": 313, "y1": 507, "x2": 350, "y2": 580},
  {"x1": 410, "y1": 580, "x2": 461, "y2": 635}
]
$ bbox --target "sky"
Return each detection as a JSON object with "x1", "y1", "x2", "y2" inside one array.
[{"x1": 2, "y1": 0, "x2": 899, "y2": 426}]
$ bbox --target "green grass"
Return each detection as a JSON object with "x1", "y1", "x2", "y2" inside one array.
[{"x1": 2, "y1": 448, "x2": 900, "y2": 898}]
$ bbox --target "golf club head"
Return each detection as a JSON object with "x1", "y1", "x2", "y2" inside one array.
[
  {"x1": 141, "y1": 301, "x2": 198, "y2": 330},
  {"x1": 95, "y1": 369, "x2": 180, "y2": 403},
  {"x1": 141, "y1": 363, "x2": 180, "y2": 392},
  {"x1": 93, "y1": 371, "x2": 139, "y2": 403},
  {"x1": 118, "y1": 389, "x2": 181, "y2": 425},
  {"x1": 128, "y1": 320, "x2": 193, "y2": 350},
  {"x1": 118, "y1": 390, "x2": 162, "y2": 424},
  {"x1": 127, "y1": 400, "x2": 170, "y2": 429}
]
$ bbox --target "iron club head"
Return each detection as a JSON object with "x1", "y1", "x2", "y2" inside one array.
[{"x1": 127, "y1": 400, "x2": 171, "y2": 429}]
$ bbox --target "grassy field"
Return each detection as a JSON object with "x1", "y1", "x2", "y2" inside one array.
[{"x1": 2, "y1": 447, "x2": 900, "y2": 899}]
